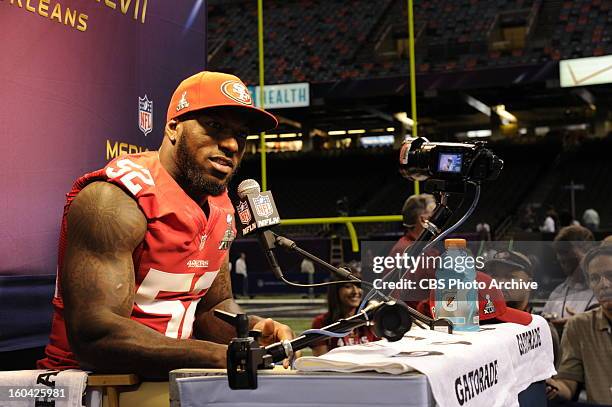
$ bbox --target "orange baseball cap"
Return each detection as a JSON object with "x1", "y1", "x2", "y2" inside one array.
[{"x1": 166, "y1": 71, "x2": 278, "y2": 133}]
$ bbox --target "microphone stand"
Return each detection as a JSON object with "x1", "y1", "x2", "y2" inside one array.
[
  {"x1": 274, "y1": 234, "x2": 362, "y2": 283},
  {"x1": 273, "y1": 233, "x2": 452, "y2": 333}
]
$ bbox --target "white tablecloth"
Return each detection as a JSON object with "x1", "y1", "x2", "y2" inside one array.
[{"x1": 295, "y1": 316, "x2": 556, "y2": 407}]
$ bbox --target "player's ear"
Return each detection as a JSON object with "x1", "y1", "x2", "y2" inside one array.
[{"x1": 165, "y1": 119, "x2": 180, "y2": 145}]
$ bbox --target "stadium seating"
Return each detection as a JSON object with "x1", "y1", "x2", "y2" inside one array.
[
  {"x1": 208, "y1": 0, "x2": 393, "y2": 83},
  {"x1": 545, "y1": 0, "x2": 612, "y2": 60},
  {"x1": 208, "y1": 0, "x2": 612, "y2": 83}
]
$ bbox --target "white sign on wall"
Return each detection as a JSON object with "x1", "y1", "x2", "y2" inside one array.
[
  {"x1": 248, "y1": 82, "x2": 310, "y2": 109},
  {"x1": 560, "y1": 54, "x2": 612, "y2": 87}
]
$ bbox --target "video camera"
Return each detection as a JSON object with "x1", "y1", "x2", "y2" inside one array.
[{"x1": 399, "y1": 137, "x2": 503, "y2": 182}]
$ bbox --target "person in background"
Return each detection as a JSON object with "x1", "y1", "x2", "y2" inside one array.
[
  {"x1": 235, "y1": 252, "x2": 248, "y2": 298},
  {"x1": 391, "y1": 194, "x2": 436, "y2": 254},
  {"x1": 546, "y1": 245, "x2": 612, "y2": 405},
  {"x1": 301, "y1": 258, "x2": 316, "y2": 299},
  {"x1": 476, "y1": 222, "x2": 491, "y2": 241},
  {"x1": 485, "y1": 250, "x2": 560, "y2": 366},
  {"x1": 541, "y1": 206, "x2": 559, "y2": 233},
  {"x1": 542, "y1": 226, "x2": 597, "y2": 331},
  {"x1": 519, "y1": 204, "x2": 538, "y2": 232},
  {"x1": 582, "y1": 208, "x2": 600, "y2": 233},
  {"x1": 389, "y1": 194, "x2": 437, "y2": 308},
  {"x1": 310, "y1": 270, "x2": 377, "y2": 356},
  {"x1": 486, "y1": 250, "x2": 535, "y2": 312}
]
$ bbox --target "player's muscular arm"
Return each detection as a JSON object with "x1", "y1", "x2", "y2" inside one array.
[
  {"x1": 194, "y1": 258, "x2": 295, "y2": 351},
  {"x1": 193, "y1": 258, "x2": 263, "y2": 344},
  {"x1": 62, "y1": 182, "x2": 226, "y2": 377}
]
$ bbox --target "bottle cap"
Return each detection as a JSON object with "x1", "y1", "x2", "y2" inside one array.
[{"x1": 444, "y1": 238, "x2": 467, "y2": 249}]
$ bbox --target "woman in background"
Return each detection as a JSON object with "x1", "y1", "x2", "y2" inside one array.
[{"x1": 310, "y1": 270, "x2": 377, "y2": 356}]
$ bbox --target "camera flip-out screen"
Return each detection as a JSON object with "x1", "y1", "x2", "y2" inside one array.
[{"x1": 437, "y1": 153, "x2": 463, "y2": 173}]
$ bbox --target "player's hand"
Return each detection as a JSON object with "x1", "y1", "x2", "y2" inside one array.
[{"x1": 253, "y1": 318, "x2": 301, "y2": 368}]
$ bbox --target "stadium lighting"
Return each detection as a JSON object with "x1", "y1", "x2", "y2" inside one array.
[
  {"x1": 466, "y1": 129, "x2": 492, "y2": 138},
  {"x1": 492, "y1": 105, "x2": 517, "y2": 124},
  {"x1": 279, "y1": 133, "x2": 299, "y2": 138},
  {"x1": 347, "y1": 129, "x2": 366, "y2": 134},
  {"x1": 464, "y1": 95, "x2": 492, "y2": 116},
  {"x1": 393, "y1": 112, "x2": 414, "y2": 127},
  {"x1": 386, "y1": 127, "x2": 395, "y2": 132},
  {"x1": 247, "y1": 134, "x2": 279, "y2": 140},
  {"x1": 565, "y1": 124, "x2": 588, "y2": 130},
  {"x1": 328, "y1": 130, "x2": 347, "y2": 136}
]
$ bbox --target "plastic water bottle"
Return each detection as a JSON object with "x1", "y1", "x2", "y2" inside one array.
[{"x1": 433, "y1": 238, "x2": 479, "y2": 331}]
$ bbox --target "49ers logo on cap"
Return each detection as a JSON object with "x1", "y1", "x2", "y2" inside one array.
[{"x1": 220, "y1": 80, "x2": 252, "y2": 105}]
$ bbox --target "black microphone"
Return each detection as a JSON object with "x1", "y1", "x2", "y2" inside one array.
[{"x1": 235, "y1": 179, "x2": 283, "y2": 280}]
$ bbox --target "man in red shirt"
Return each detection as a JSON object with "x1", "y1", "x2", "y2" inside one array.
[
  {"x1": 390, "y1": 194, "x2": 436, "y2": 255},
  {"x1": 38, "y1": 71, "x2": 294, "y2": 377},
  {"x1": 388, "y1": 194, "x2": 437, "y2": 307}
]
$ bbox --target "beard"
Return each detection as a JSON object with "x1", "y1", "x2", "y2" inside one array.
[{"x1": 175, "y1": 136, "x2": 234, "y2": 198}]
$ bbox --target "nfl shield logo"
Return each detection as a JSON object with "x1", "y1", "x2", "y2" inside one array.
[
  {"x1": 237, "y1": 201, "x2": 252, "y2": 225},
  {"x1": 138, "y1": 95, "x2": 153, "y2": 136},
  {"x1": 253, "y1": 194, "x2": 273, "y2": 218}
]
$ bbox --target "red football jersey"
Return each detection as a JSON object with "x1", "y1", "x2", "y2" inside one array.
[{"x1": 38, "y1": 152, "x2": 236, "y2": 369}]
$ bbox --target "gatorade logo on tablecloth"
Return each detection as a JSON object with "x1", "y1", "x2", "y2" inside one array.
[
  {"x1": 516, "y1": 327, "x2": 542, "y2": 356},
  {"x1": 454, "y1": 359, "x2": 499, "y2": 406}
]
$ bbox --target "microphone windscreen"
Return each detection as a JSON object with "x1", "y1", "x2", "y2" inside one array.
[{"x1": 237, "y1": 179, "x2": 261, "y2": 198}]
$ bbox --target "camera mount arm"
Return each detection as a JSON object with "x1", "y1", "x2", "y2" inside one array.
[{"x1": 273, "y1": 233, "x2": 451, "y2": 332}]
